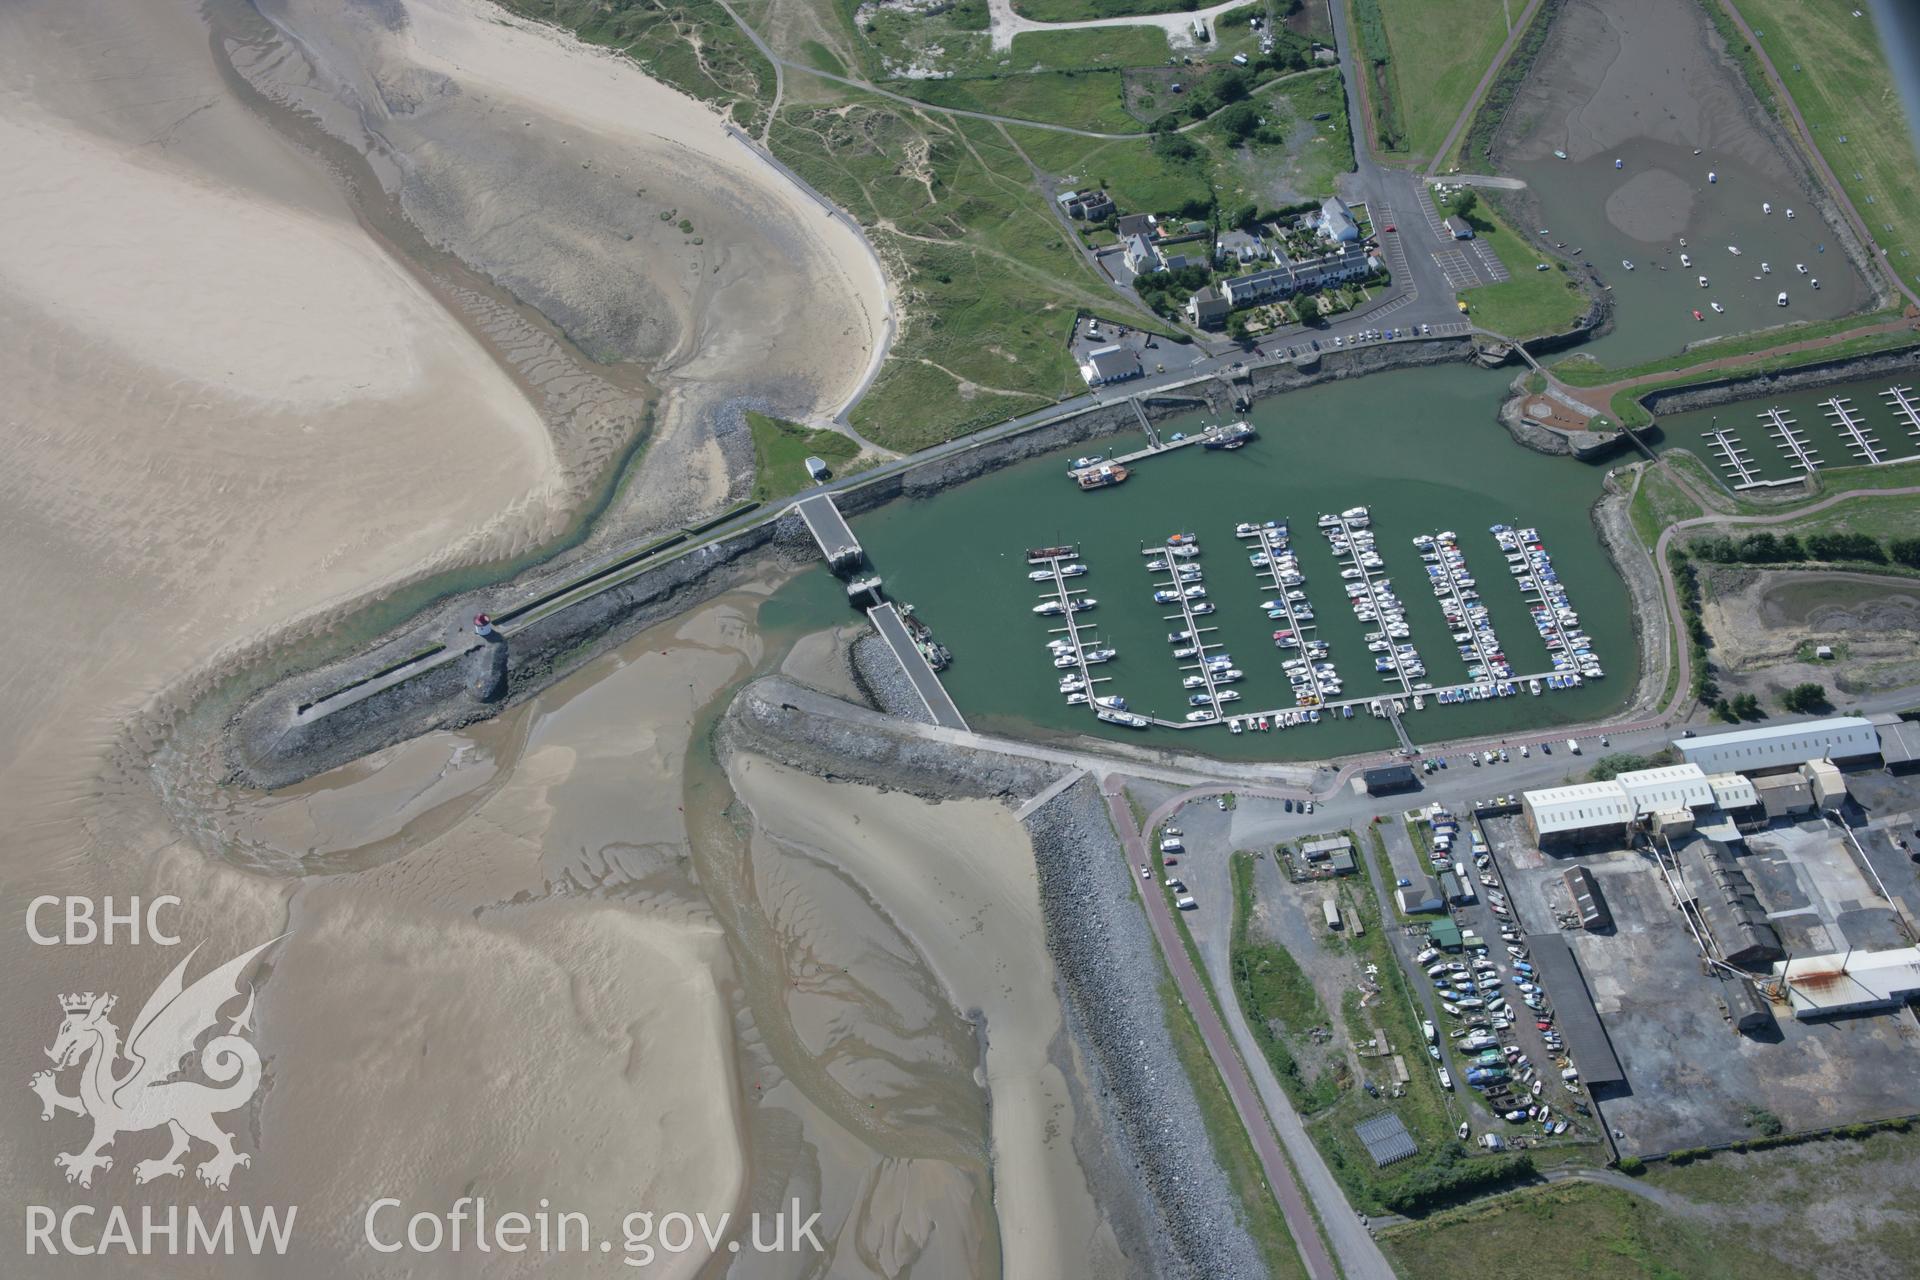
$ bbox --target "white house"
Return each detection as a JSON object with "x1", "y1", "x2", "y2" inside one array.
[
  {"x1": 1123, "y1": 232, "x2": 1166, "y2": 276},
  {"x1": 1080, "y1": 343, "x2": 1141, "y2": 386},
  {"x1": 1314, "y1": 195, "x2": 1359, "y2": 243}
]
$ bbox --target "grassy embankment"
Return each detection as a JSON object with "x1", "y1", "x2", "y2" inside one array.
[
  {"x1": 1452, "y1": 0, "x2": 1560, "y2": 170},
  {"x1": 1345, "y1": 0, "x2": 1404, "y2": 152},
  {"x1": 1564, "y1": 314, "x2": 1920, "y2": 429},
  {"x1": 1228, "y1": 833, "x2": 1535, "y2": 1217},
  {"x1": 1436, "y1": 191, "x2": 1588, "y2": 338},
  {"x1": 1550, "y1": 308, "x2": 1912, "y2": 387},
  {"x1": 1629, "y1": 447, "x2": 1920, "y2": 549},
  {"x1": 1371, "y1": 0, "x2": 1510, "y2": 164},
  {"x1": 745, "y1": 413, "x2": 861, "y2": 503},
  {"x1": 1724, "y1": 0, "x2": 1920, "y2": 284},
  {"x1": 1157, "y1": 973, "x2": 1312, "y2": 1280}
]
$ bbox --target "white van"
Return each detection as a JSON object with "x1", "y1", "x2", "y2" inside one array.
[
  {"x1": 1175, "y1": 895, "x2": 1198, "y2": 910},
  {"x1": 1566, "y1": 739, "x2": 1581, "y2": 755}
]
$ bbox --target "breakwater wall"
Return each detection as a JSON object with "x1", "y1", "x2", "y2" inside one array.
[
  {"x1": 1639, "y1": 344, "x2": 1920, "y2": 417},
  {"x1": 227, "y1": 339, "x2": 1482, "y2": 788}
]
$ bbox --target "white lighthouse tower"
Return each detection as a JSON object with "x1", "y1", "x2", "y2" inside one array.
[{"x1": 473, "y1": 612, "x2": 495, "y2": 638}]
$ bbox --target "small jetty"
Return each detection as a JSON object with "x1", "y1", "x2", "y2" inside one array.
[
  {"x1": 1066, "y1": 420, "x2": 1255, "y2": 487},
  {"x1": 1237, "y1": 519, "x2": 1339, "y2": 719},
  {"x1": 1028, "y1": 545, "x2": 1133, "y2": 722},
  {"x1": 1702, "y1": 425, "x2": 1761, "y2": 488},
  {"x1": 1759, "y1": 406, "x2": 1823, "y2": 474},
  {"x1": 1822, "y1": 396, "x2": 1886, "y2": 465},
  {"x1": 1418, "y1": 531, "x2": 1513, "y2": 690},
  {"x1": 1880, "y1": 385, "x2": 1920, "y2": 449},
  {"x1": 1494, "y1": 524, "x2": 1602, "y2": 684},
  {"x1": 1144, "y1": 533, "x2": 1237, "y2": 723},
  {"x1": 1326, "y1": 508, "x2": 1425, "y2": 698}
]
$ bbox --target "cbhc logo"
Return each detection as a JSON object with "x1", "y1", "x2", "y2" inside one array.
[{"x1": 27, "y1": 897, "x2": 182, "y2": 945}]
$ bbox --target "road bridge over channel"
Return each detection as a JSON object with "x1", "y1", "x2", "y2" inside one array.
[{"x1": 794, "y1": 492, "x2": 864, "y2": 573}]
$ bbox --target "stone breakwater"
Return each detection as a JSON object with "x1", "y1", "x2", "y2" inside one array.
[
  {"x1": 850, "y1": 633, "x2": 936, "y2": 726},
  {"x1": 1639, "y1": 345, "x2": 1920, "y2": 417},
  {"x1": 719, "y1": 676, "x2": 1061, "y2": 800},
  {"x1": 231, "y1": 514, "x2": 819, "y2": 790},
  {"x1": 1024, "y1": 777, "x2": 1267, "y2": 1280}
]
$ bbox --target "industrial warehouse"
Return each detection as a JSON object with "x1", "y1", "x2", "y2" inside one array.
[{"x1": 1456, "y1": 714, "x2": 1920, "y2": 1158}]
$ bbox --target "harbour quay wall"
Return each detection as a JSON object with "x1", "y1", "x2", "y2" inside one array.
[{"x1": 1638, "y1": 344, "x2": 1920, "y2": 417}]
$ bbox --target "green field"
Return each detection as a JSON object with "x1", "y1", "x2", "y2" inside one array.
[
  {"x1": 1010, "y1": 67, "x2": 1353, "y2": 221},
  {"x1": 1728, "y1": 0, "x2": 1920, "y2": 294},
  {"x1": 1380, "y1": 1182, "x2": 1809, "y2": 1280},
  {"x1": 1374, "y1": 0, "x2": 1512, "y2": 163},
  {"x1": 745, "y1": 413, "x2": 861, "y2": 503},
  {"x1": 1446, "y1": 193, "x2": 1590, "y2": 338},
  {"x1": 899, "y1": 69, "x2": 1141, "y2": 133},
  {"x1": 1009, "y1": 0, "x2": 1219, "y2": 20},
  {"x1": 1550, "y1": 308, "x2": 1909, "y2": 386},
  {"x1": 1008, "y1": 25, "x2": 1173, "y2": 71}
]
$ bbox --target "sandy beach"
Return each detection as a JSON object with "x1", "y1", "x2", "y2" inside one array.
[
  {"x1": 0, "y1": 0, "x2": 892, "y2": 1271},
  {"x1": 245, "y1": 0, "x2": 891, "y2": 525}
]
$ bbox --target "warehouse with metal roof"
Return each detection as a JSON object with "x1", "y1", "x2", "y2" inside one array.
[
  {"x1": 1675, "y1": 716, "x2": 1880, "y2": 776},
  {"x1": 1522, "y1": 764, "x2": 1728, "y2": 847},
  {"x1": 1774, "y1": 947, "x2": 1920, "y2": 1019},
  {"x1": 1679, "y1": 840, "x2": 1784, "y2": 969}
]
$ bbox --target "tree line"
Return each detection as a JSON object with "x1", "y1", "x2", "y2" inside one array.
[{"x1": 1688, "y1": 530, "x2": 1920, "y2": 569}]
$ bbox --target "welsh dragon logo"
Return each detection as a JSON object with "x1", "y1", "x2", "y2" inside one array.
[{"x1": 30, "y1": 939, "x2": 278, "y2": 1191}]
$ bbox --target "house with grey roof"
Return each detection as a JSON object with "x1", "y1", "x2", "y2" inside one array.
[{"x1": 1185, "y1": 286, "x2": 1230, "y2": 328}]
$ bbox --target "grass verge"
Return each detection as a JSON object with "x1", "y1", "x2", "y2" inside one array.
[
  {"x1": 1443, "y1": 193, "x2": 1589, "y2": 338},
  {"x1": 1157, "y1": 973, "x2": 1311, "y2": 1280},
  {"x1": 746, "y1": 412, "x2": 861, "y2": 504}
]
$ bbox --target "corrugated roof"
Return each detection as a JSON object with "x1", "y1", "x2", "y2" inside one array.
[
  {"x1": 1705, "y1": 772, "x2": 1758, "y2": 809},
  {"x1": 1775, "y1": 947, "x2": 1920, "y2": 1016},
  {"x1": 1677, "y1": 717, "x2": 1879, "y2": 773}
]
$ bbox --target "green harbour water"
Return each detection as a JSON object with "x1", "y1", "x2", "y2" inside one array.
[{"x1": 777, "y1": 365, "x2": 1640, "y2": 761}]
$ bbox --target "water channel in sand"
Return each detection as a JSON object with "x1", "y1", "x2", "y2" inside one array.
[{"x1": 800, "y1": 365, "x2": 1638, "y2": 760}]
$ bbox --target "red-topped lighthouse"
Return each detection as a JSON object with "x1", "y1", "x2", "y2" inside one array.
[{"x1": 473, "y1": 612, "x2": 495, "y2": 637}]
